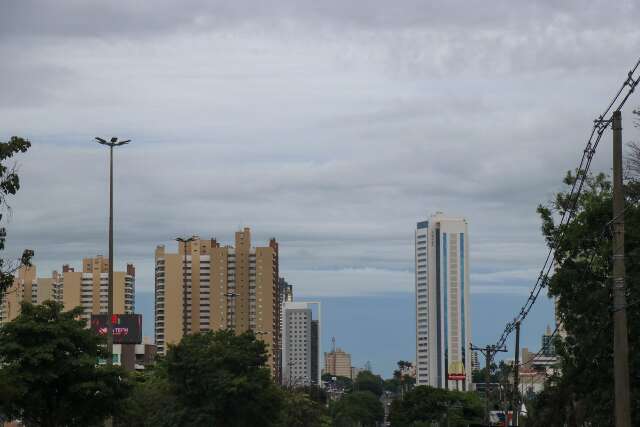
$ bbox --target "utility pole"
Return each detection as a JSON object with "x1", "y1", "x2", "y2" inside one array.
[
  {"x1": 176, "y1": 236, "x2": 196, "y2": 337},
  {"x1": 512, "y1": 321, "x2": 521, "y2": 427},
  {"x1": 95, "y1": 137, "x2": 130, "y2": 367},
  {"x1": 471, "y1": 343, "x2": 507, "y2": 426},
  {"x1": 612, "y1": 110, "x2": 632, "y2": 427}
]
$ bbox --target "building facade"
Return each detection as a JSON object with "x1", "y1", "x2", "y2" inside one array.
[
  {"x1": 415, "y1": 213, "x2": 471, "y2": 390},
  {"x1": 100, "y1": 337, "x2": 157, "y2": 371},
  {"x1": 279, "y1": 277, "x2": 293, "y2": 305},
  {"x1": 154, "y1": 228, "x2": 281, "y2": 376},
  {"x1": 1, "y1": 257, "x2": 134, "y2": 325},
  {"x1": 60, "y1": 256, "x2": 135, "y2": 323},
  {"x1": 324, "y1": 347, "x2": 352, "y2": 379},
  {"x1": 541, "y1": 325, "x2": 556, "y2": 357},
  {"x1": 471, "y1": 351, "x2": 480, "y2": 373},
  {"x1": 282, "y1": 302, "x2": 312, "y2": 387},
  {"x1": 311, "y1": 319, "x2": 319, "y2": 385},
  {"x1": 281, "y1": 301, "x2": 321, "y2": 387},
  {"x1": 0, "y1": 265, "x2": 45, "y2": 323}
]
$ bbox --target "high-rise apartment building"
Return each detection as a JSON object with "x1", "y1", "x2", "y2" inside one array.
[
  {"x1": 415, "y1": 213, "x2": 471, "y2": 390},
  {"x1": 281, "y1": 301, "x2": 321, "y2": 387},
  {"x1": 282, "y1": 302, "x2": 312, "y2": 386},
  {"x1": 0, "y1": 265, "x2": 54, "y2": 323},
  {"x1": 310, "y1": 319, "x2": 319, "y2": 385},
  {"x1": 154, "y1": 228, "x2": 281, "y2": 376},
  {"x1": 0, "y1": 257, "x2": 135, "y2": 325},
  {"x1": 541, "y1": 325, "x2": 556, "y2": 357},
  {"x1": 279, "y1": 277, "x2": 293, "y2": 304},
  {"x1": 324, "y1": 345, "x2": 353, "y2": 379},
  {"x1": 471, "y1": 351, "x2": 480, "y2": 373},
  {"x1": 60, "y1": 256, "x2": 135, "y2": 323}
]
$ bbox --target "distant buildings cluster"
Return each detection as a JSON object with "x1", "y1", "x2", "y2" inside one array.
[
  {"x1": 0, "y1": 255, "x2": 134, "y2": 324},
  {"x1": 0, "y1": 227, "x2": 325, "y2": 384},
  {"x1": 0, "y1": 256, "x2": 154, "y2": 370},
  {"x1": 154, "y1": 228, "x2": 321, "y2": 384}
]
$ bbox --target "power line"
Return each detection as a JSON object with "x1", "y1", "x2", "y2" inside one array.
[
  {"x1": 494, "y1": 57, "x2": 640, "y2": 349},
  {"x1": 515, "y1": 196, "x2": 640, "y2": 369}
]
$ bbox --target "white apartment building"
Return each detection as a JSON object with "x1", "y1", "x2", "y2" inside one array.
[
  {"x1": 281, "y1": 301, "x2": 321, "y2": 387},
  {"x1": 415, "y1": 213, "x2": 471, "y2": 390}
]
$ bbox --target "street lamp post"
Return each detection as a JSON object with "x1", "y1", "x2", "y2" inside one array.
[
  {"x1": 176, "y1": 236, "x2": 196, "y2": 337},
  {"x1": 95, "y1": 137, "x2": 130, "y2": 367}
]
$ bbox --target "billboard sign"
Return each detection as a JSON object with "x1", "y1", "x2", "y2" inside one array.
[
  {"x1": 447, "y1": 361, "x2": 466, "y2": 381},
  {"x1": 447, "y1": 373, "x2": 466, "y2": 381},
  {"x1": 91, "y1": 314, "x2": 142, "y2": 344}
]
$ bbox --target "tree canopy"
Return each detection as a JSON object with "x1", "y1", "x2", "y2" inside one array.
[
  {"x1": 278, "y1": 390, "x2": 331, "y2": 427},
  {"x1": 118, "y1": 329, "x2": 284, "y2": 427},
  {"x1": 330, "y1": 391, "x2": 384, "y2": 427},
  {"x1": 529, "y1": 170, "x2": 640, "y2": 425},
  {"x1": 354, "y1": 370, "x2": 384, "y2": 397},
  {"x1": 389, "y1": 385, "x2": 482, "y2": 427},
  {"x1": 0, "y1": 301, "x2": 131, "y2": 427},
  {"x1": 0, "y1": 136, "x2": 33, "y2": 297}
]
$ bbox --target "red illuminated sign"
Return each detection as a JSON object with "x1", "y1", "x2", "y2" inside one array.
[
  {"x1": 90, "y1": 314, "x2": 142, "y2": 344},
  {"x1": 447, "y1": 374, "x2": 466, "y2": 381}
]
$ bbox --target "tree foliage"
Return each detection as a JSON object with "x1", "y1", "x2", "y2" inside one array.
[
  {"x1": 330, "y1": 391, "x2": 384, "y2": 427},
  {"x1": 389, "y1": 385, "x2": 482, "y2": 427},
  {"x1": 0, "y1": 301, "x2": 131, "y2": 427},
  {"x1": 530, "y1": 170, "x2": 640, "y2": 426},
  {"x1": 0, "y1": 136, "x2": 33, "y2": 297},
  {"x1": 115, "y1": 366, "x2": 181, "y2": 427},
  {"x1": 278, "y1": 390, "x2": 331, "y2": 427},
  {"x1": 386, "y1": 360, "x2": 416, "y2": 395},
  {"x1": 118, "y1": 330, "x2": 284, "y2": 427},
  {"x1": 354, "y1": 370, "x2": 384, "y2": 397}
]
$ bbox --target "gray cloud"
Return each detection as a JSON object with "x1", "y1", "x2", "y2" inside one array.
[
  {"x1": 2, "y1": 1, "x2": 639, "y2": 38},
  {"x1": 1, "y1": 1, "x2": 639, "y2": 306}
]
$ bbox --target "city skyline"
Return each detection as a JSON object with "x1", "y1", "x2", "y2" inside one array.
[
  {"x1": 2, "y1": 0, "x2": 635, "y2": 378},
  {"x1": 0, "y1": 256, "x2": 135, "y2": 325}
]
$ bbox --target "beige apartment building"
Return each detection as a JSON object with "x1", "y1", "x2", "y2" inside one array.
[
  {"x1": 324, "y1": 347, "x2": 353, "y2": 379},
  {"x1": 0, "y1": 265, "x2": 58, "y2": 323},
  {"x1": 0, "y1": 256, "x2": 135, "y2": 325},
  {"x1": 155, "y1": 228, "x2": 281, "y2": 376},
  {"x1": 59, "y1": 256, "x2": 135, "y2": 323}
]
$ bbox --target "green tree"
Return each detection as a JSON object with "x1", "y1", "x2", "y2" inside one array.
[
  {"x1": 279, "y1": 391, "x2": 331, "y2": 427},
  {"x1": 384, "y1": 377, "x2": 401, "y2": 393},
  {"x1": 0, "y1": 136, "x2": 33, "y2": 297},
  {"x1": 115, "y1": 366, "x2": 181, "y2": 427},
  {"x1": 165, "y1": 330, "x2": 283, "y2": 426},
  {"x1": 391, "y1": 360, "x2": 416, "y2": 397},
  {"x1": 0, "y1": 301, "x2": 131, "y2": 426},
  {"x1": 354, "y1": 370, "x2": 384, "y2": 397},
  {"x1": 330, "y1": 391, "x2": 384, "y2": 427},
  {"x1": 389, "y1": 385, "x2": 482, "y2": 427},
  {"x1": 294, "y1": 384, "x2": 328, "y2": 404},
  {"x1": 531, "y1": 170, "x2": 640, "y2": 426}
]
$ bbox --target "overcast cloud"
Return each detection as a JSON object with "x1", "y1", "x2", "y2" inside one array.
[{"x1": 2, "y1": 1, "x2": 640, "y2": 310}]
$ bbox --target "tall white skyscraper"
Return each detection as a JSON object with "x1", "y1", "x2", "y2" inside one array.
[{"x1": 415, "y1": 213, "x2": 471, "y2": 390}]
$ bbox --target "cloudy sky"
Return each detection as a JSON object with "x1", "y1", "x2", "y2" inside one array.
[{"x1": 2, "y1": 1, "x2": 640, "y2": 375}]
